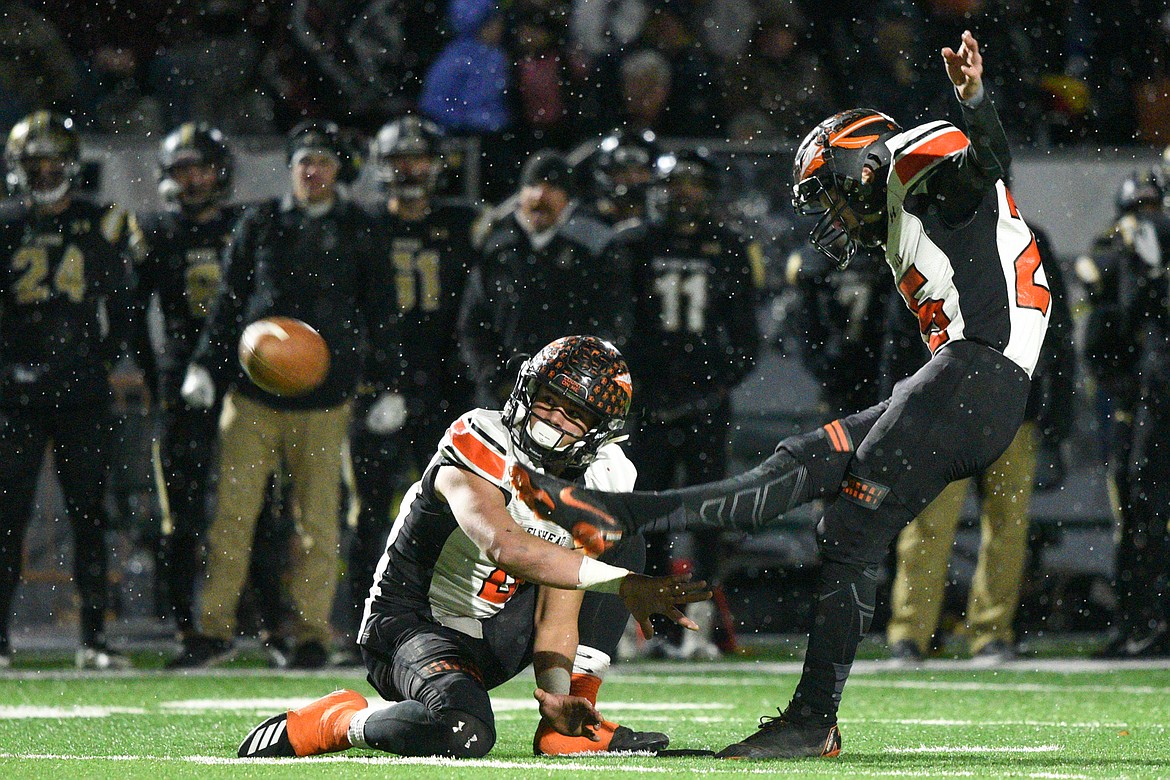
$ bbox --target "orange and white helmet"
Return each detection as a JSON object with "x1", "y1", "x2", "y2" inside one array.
[
  {"x1": 792, "y1": 108, "x2": 901, "y2": 269},
  {"x1": 504, "y1": 335, "x2": 632, "y2": 472}
]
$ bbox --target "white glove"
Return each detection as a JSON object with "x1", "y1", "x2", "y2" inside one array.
[
  {"x1": 366, "y1": 392, "x2": 408, "y2": 434},
  {"x1": 180, "y1": 364, "x2": 215, "y2": 409}
]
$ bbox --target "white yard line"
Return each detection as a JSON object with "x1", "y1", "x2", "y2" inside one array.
[
  {"x1": 885, "y1": 745, "x2": 1063, "y2": 754},
  {"x1": 0, "y1": 705, "x2": 146, "y2": 718},
  {"x1": 0, "y1": 753, "x2": 1095, "y2": 778}
]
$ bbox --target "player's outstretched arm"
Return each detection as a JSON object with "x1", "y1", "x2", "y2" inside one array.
[{"x1": 941, "y1": 30, "x2": 1011, "y2": 187}]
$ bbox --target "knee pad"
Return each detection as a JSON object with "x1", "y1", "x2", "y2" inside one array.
[{"x1": 439, "y1": 710, "x2": 495, "y2": 758}]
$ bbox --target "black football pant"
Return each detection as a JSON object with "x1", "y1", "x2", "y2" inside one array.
[
  {"x1": 154, "y1": 404, "x2": 217, "y2": 636},
  {"x1": 357, "y1": 539, "x2": 645, "y2": 757},
  {"x1": 788, "y1": 341, "x2": 1030, "y2": 722},
  {"x1": 0, "y1": 405, "x2": 115, "y2": 651}
]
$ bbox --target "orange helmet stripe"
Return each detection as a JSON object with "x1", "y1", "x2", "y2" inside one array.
[{"x1": 828, "y1": 114, "x2": 893, "y2": 148}]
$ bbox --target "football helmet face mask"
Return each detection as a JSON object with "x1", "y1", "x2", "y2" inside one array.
[
  {"x1": 792, "y1": 108, "x2": 901, "y2": 270},
  {"x1": 158, "y1": 122, "x2": 234, "y2": 210},
  {"x1": 5, "y1": 111, "x2": 81, "y2": 206},
  {"x1": 503, "y1": 336, "x2": 632, "y2": 472},
  {"x1": 372, "y1": 115, "x2": 445, "y2": 200}
]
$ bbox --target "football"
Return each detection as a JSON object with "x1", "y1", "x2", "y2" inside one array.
[{"x1": 238, "y1": 316, "x2": 330, "y2": 397}]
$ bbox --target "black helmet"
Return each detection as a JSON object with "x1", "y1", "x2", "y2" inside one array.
[
  {"x1": 792, "y1": 108, "x2": 902, "y2": 269},
  {"x1": 590, "y1": 128, "x2": 659, "y2": 208},
  {"x1": 371, "y1": 115, "x2": 445, "y2": 198},
  {"x1": 1115, "y1": 167, "x2": 1165, "y2": 216},
  {"x1": 503, "y1": 335, "x2": 632, "y2": 471},
  {"x1": 5, "y1": 111, "x2": 81, "y2": 205},
  {"x1": 286, "y1": 120, "x2": 362, "y2": 184},
  {"x1": 649, "y1": 146, "x2": 720, "y2": 226},
  {"x1": 157, "y1": 122, "x2": 234, "y2": 209}
]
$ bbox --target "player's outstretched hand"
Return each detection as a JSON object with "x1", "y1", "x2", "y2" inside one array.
[
  {"x1": 534, "y1": 689, "x2": 602, "y2": 739},
  {"x1": 942, "y1": 29, "x2": 983, "y2": 102},
  {"x1": 620, "y1": 573, "x2": 712, "y2": 638}
]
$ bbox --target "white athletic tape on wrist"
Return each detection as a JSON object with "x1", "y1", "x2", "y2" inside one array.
[
  {"x1": 572, "y1": 646, "x2": 611, "y2": 678},
  {"x1": 576, "y1": 556, "x2": 629, "y2": 593}
]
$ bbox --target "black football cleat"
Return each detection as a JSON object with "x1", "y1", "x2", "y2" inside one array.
[
  {"x1": 238, "y1": 712, "x2": 295, "y2": 758},
  {"x1": 716, "y1": 709, "x2": 841, "y2": 760}
]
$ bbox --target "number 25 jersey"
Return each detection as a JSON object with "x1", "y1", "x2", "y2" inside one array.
[{"x1": 884, "y1": 113, "x2": 1050, "y2": 377}]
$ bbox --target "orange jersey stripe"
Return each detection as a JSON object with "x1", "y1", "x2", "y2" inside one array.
[
  {"x1": 450, "y1": 419, "x2": 506, "y2": 481},
  {"x1": 894, "y1": 129, "x2": 969, "y2": 186}
]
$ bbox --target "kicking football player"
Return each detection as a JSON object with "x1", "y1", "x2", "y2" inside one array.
[
  {"x1": 238, "y1": 336, "x2": 710, "y2": 760},
  {"x1": 511, "y1": 32, "x2": 1050, "y2": 759}
]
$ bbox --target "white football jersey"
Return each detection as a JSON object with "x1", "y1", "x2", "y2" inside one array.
[
  {"x1": 883, "y1": 121, "x2": 1051, "y2": 376},
  {"x1": 361, "y1": 408, "x2": 637, "y2": 638}
]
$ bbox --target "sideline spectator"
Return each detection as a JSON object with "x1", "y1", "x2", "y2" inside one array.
[
  {"x1": 721, "y1": 4, "x2": 835, "y2": 142},
  {"x1": 459, "y1": 149, "x2": 632, "y2": 405},
  {"x1": 421, "y1": 0, "x2": 517, "y2": 199},
  {"x1": 168, "y1": 122, "x2": 396, "y2": 669},
  {"x1": 0, "y1": 1, "x2": 79, "y2": 132},
  {"x1": 337, "y1": 115, "x2": 481, "y2": 662},
  {"x1": 620, "y1": 148, "x2": 761, "y2": 658},
  {"x1": 1079, "y1": 168, "x2": 1170, "y2": 658},
  {"x1": 148, "y1": 0, "x2": 275, "y2": 134}
]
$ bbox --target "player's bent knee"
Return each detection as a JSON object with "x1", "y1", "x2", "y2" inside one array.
[{"x1": 439, "y1": 710, "x2": 495, "y2": 757}]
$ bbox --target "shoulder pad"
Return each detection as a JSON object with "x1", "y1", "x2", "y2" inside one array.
[
  {"x1": 479, "y1": 218, "x2": 522, "y2": 256},
  {"x1": 612, "y1": 217, "x2": 649, "y2": 243},
  {"x1": 1073, "y1": 255, "x2": 1102, "y2": 287},
  {"x1": 887, "y1": 121, "x2": 970, "y2": 193},
  {"x1": 437, "y1": 410, "x2": 511, "y2": 484},
  {"x1": 0, "y1": 200, "x2": 26, "y2": 224},
  {"x1": 586, "y1": 443, "x2": 637, "y2": 492},
  {"x1": 99, "y1": 203, "x2": 130, "y2": 244}
]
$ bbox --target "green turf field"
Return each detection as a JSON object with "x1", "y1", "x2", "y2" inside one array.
[{"x1": 0, "y1": 658, "x2": 1166, "y2": 779}]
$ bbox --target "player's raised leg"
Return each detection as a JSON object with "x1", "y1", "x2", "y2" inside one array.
[{"x1": 513, "y1": 401, "x2": 888, "y2": 548}]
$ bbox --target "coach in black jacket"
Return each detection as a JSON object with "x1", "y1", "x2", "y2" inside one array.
[
  {"x1": 171, "y1": 122, "x2": 397, "y2": 669},
  {"x1": 458, "y1": 150, "x2": 633, "y2": 405}
]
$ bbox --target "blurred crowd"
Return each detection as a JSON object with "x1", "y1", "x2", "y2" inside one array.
[{"x1": 2, "y1": 0, "x2": 1170, "y2": 158}]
